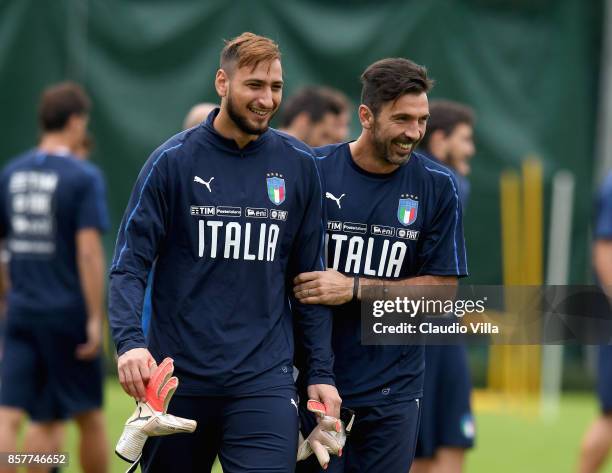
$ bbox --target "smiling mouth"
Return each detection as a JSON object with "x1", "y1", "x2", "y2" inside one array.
[
  {"x1": 395, "y1": 142, "x2": 413, "y2": 152},
  {"x1": 248, "y1": 106, "x2": 271, "y2": 117}
]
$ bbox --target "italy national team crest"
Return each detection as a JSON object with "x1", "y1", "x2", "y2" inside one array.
[
  {"x1": 397, "y1": 197, "x2": 418, "y2": 226},
  {"x1": 266, "y1": 174, "x2": 285, "y2": 205}
]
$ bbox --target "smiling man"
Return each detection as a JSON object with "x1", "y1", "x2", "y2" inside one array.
[
  {"x1": 109, "y1": 32, "x2": 339, "y2": 473},
  {"x1": 294, "y1": 58, "x2": 468, "y2": 473}
]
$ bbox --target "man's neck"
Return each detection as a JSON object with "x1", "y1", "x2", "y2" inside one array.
[
  {"x1": 349, "y1": 133, "x2": 399, "y2": 175},
  {"x1": 38, "y1": 132, "x2": 74, "y2": 155},
  {"x1": 213, "y1": 108, "x2": 259, "y2": 149}
]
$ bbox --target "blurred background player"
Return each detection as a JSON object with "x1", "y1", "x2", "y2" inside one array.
[
  {"x1": 294, "y1": 58, "x2": 468, "y2": 473},
  {"x1": 577, "y1": 172, "x2": 612, "y2": 473},
  {"x1": 279, "y1": 86, "x2": 351, "y2": 147},
  {"x1": 418, "y1": 100, "x2": 475, "y2": 208},
  {"x1": 411, "y1": 99, "x2": 476, "y2": 473},
  {"x1": 0, "y1": 82, "x2": 109, "y2": 473},
  {"x1": 182, "y1": 102, "x2": 218, "y2": 130}
]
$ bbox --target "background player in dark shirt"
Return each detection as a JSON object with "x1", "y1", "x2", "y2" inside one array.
[
  {"x1": 294, "y1": 58, "x2": 468, "y2": 473},
  {"x1": 577, "y1": 173, "x2": 612, "y2": 473},
  {"x1": 279, "y1": 86, "x2": 351, "y2": 147},
  {"x1": 109, "y1": 32, "x2": 340, "y2": 473},
  {"x1": 0, "y1": 82, "x2": 109, "y2": 473},
  {"x1": 418, "y1": 100, "x2": 475, "y2": 209},
  {"x1": 412, "y1": 100, "x2": 476, "y2": 473}
]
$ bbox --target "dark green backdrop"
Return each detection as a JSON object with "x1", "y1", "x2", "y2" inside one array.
[{"x1": 0, "y1": 0, "x2": 603, "y2": 283}]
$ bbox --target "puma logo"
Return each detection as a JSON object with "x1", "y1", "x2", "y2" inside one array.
[
  {"x1": 325, "y1": 192, "x2": 346, "y2": 209},
  {"x1": 128, "y1": 405, "x2": 151, "y2": 424},
  {"x1": 291, "y1": 398, "x2": 299, "y2": 414},
  {"x1": 194, "y1": 176, "x2": 214, "y2": 192}
]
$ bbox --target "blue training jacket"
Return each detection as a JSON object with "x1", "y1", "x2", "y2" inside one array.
[{"x1": 109, "y1": 110, "x2": 334, "y2": 396}]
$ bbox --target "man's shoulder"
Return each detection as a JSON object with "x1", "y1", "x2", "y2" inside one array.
[
  {"x1": 2, "y1": 149, "x2": 37, "y2": 175},
  {"x1": 149, "y1": 128, "x2": 197, "y2": 161},
  {"x1": 410, "y1": 151, "x2": 458, "y2": 187},
  {"x1": 268, "y1": 129, "x2": 317, "y2": 161},
  {"x1": 75, "y1": 160, "x2": 106, "y2": 186},
  {"x1": 312, "y1": 143, "x2": 346, "y2": 161}
]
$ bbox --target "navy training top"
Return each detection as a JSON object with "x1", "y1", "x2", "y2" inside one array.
[
  {"x1": 0, "y1": 149, "x2": 109, "y2": 320},
  {"x1": 299, "y1": 143, "x2": 468, "y2": 407},
  {"x1": 109, "y1": 110, "x2": 335, "y2": 396}
]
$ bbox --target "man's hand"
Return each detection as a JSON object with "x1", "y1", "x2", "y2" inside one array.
[
  {"x1": 118, "y1": 348, "x2": 157, "y2": 402},
  {"x1": 76, "y1": 318, "x2": 103, "y2": 360},
  {"x1": 294, "y1": 269, "x2": 353, "y2": 305},
  {"x1": 297, "y1": 400, "x2": 345, "y2": 469},
  {"x1": 307, "y1": 384, "x2": 341, "y2": 419},
  {"x1": 116, "y1": 358, "x2": 197, "y2": 464}
]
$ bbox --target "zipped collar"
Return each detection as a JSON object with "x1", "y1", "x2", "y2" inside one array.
[{"x1": 200, "y1": 107, "x2": 272, "y2": 155}]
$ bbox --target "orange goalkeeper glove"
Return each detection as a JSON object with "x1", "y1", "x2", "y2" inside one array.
[{"x1": 115, "y1": 358, "x2": 197, "y2": 468}]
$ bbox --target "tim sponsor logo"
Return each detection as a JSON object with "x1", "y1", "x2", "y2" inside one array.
[
  {"x1": 371, "y1": 225, "x2": 395, "y2": 237},
  {"x1": 216, "y1": 206, "x2": 242, "y2": 217},
  {"x1": 270, "y1": 209, "x2": 288, "y2": 221},
  {"x1": 342, "y1": 222, "x2": 367, "y2": 234},
  {"x1": 191, "y1": 206, "x2": 215, "y2": 216},
  {"x1": 328, "y1": 221, "x2": 342, "y2": 231},
  {"x1": 246, "y1": 207, "x2": 268, "y2": 218},
  {"x1": 396, "y1": 228, "x2": 420, "y2": 240}
]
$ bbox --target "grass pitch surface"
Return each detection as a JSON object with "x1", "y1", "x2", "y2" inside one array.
[{"x1": 54, "y1": 380, "x2": 610, "y2": 473}]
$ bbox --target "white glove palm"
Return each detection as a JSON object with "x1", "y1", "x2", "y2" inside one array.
[
  {"x1": 297, "y1": 400, "x2": 347, "y2": 469},
  {"x1": 115, "y1": 358, "x2": 197, "y2": 467}
]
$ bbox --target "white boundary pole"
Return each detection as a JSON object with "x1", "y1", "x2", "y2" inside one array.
[{"x1": 541, "y1": 171, "x2": 574, "y2": 420}]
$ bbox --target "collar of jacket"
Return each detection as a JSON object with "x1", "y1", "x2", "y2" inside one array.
[{"x1": 200, "y1": 107, "x2": 272, "y2": 155}]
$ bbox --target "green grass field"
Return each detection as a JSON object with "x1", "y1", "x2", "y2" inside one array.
[{"x1": 53, "y1": 379, "x2": 611, "y2": 473}]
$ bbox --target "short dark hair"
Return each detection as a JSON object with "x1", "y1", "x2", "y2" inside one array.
[
  {"x1": 220, "y1": 32, "x2": 281, "y2": 72},
  {"x1": 360, "y1": 58, "x2": 433, "y2": 116},
  {"x1": 280, "y1": 86, "x2": 349, "y2": 128},
  {"x1": 420, "y1": 100, "x2": 475, "y2": 151},
  {"x1": 38, "y1": 81, "x2": 91, "y2": 132}
]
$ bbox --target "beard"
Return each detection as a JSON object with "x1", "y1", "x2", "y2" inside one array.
[
  {"x1": 226, "y1": 94, "x2": 273, "y2": 136},
  {"x1": 371, "y1": 120, "x2": 418, "y2": 166}
]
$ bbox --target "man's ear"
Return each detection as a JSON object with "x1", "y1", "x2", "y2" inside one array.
[
  {"x1": 215, "y1": 69, "x2": 229, "y2": 98},
  {"x1": 358, "y1": 105, "x2": 374, "y2": 130}
]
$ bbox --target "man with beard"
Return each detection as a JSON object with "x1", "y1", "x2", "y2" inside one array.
[
  {"x1": 293, "y1": 58, "x2": 468, "y2": 473},
  {"x1": 109, "y1": 32, "x2": 340, "y2": 473},
  {"x1": 412, "y1": 100, "x2": 476, "y2": 473}
]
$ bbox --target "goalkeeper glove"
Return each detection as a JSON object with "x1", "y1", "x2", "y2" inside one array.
[
  {"x1": 297, "y1": 400, "x2": 355, "y2": 469},
  {"x1": 115, "y1": 357, "x2": 197, "y2": 469}
]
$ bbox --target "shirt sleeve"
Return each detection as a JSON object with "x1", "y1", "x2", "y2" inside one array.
[
  {"x1": 77, "y1": 167, "x2": 110, "y2": 232},
  {"x1": 108, "y1": 148, "x2": 170, "y2": 356},
  {"x1": 417, "y1": 171, "x2": 468, "y2": 277},
  {"x1": 289, "y1": 155, "x2": 335, "y2": 387},
  {"x1": 595, "y1": 173, "x2": 612, "y2": 239}
]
